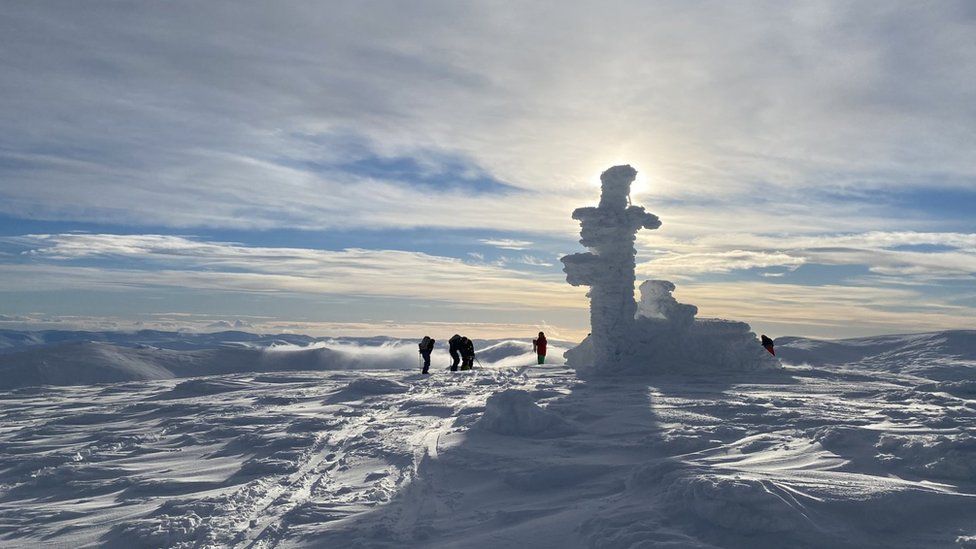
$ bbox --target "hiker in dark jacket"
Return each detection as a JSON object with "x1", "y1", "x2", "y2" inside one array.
[
  {"x1": 760, "y1": 334, "x2": 775, "y2": 356},
  {"x1": 533, "y1": 331, "x2": 548, "y2": 365},
  {"x1": 419, "y1": 336, "x2": 435, "y2": 374},
  {"x1": 459, "y1": 337, "x2": 475, "y2": 371},
  {"x1": 448, "y1": 334, "x2": 462, "y2": 372}
]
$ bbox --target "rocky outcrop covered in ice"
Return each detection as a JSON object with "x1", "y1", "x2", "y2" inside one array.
[{"x1": 561, "y1": 165, "x2": 779, "y2": 377}]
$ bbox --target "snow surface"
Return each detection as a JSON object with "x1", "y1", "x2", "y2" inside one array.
[{"x1": 0, "y1": 329, "x2": 974, "y2": 547}]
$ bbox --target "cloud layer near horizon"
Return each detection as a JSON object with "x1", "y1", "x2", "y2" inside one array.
[
  {"x1": 3, "y1": 234, "x2": 582, "y2": 308},
  {"x1": 1, "y1": 232, "x2": 973, "y2": 339}
]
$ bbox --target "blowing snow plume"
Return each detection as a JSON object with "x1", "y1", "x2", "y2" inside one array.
[{"x1": 561, "y1": 165, "x2": 779, "y2": 377}]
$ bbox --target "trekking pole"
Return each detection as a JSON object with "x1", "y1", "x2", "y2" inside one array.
[{"x1": 475, "y1": 357, "x2": 485, "y2": 369}]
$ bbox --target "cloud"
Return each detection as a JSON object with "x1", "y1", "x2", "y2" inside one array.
[
  {"x1": 639, "y1": 250, "x2": 805, "y2": 278},
  {"x1": 517, "y1": 255, "x2": 555, "y2": 267},
  {"x1": 638, "y1": 231, "x2": 976, "y2": 281},
  {"x1": 479, "y1": 239, "x2": 534, "y2": 250},
  {"x1": 677, "y1": 281, "x2": 976, "y2": 338},
  {"x1": 1, "y1": 2, "x2": 974, "y2": 237}
]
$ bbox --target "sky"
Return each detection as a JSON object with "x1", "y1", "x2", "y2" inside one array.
[{"x1": 1, "y1": 1, "x2": 974, "y2": 340}]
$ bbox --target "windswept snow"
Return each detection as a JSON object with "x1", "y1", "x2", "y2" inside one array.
[
  {"x1": 0, "y1": 329, "x2": 974, "y2": 547},
  {"x1": 778, "y1": 330, "x2": 976, "y2": 381}
]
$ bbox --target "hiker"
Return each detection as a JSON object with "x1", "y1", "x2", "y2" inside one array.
[
  {"x1": 459, "y1": 336, "x2": 475, "y2": 371},
  {"x1": 760, "y1": 334, "x2": 775, "y2": 356},
  {"x1": 533, "y1": 331, "x2": 547, "y2": 364},
  {"x1": 448, "y1": 334, "x2": 462, "y2": 372},
  {"x1": 418, "y1": 335, "x2": 435, "y2": 374}
]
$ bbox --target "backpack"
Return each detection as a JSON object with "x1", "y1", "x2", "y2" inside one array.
[{"x1": 420, "y1": 336, "x2": 431, "y2": 352}]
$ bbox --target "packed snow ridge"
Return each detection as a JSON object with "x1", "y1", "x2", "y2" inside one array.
[{"x1": 561, "y1": 165, "x2": 779, "y2": 376}]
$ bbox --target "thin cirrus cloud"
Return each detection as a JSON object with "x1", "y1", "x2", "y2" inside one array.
[
  {"x1": 677, "y1": 281, "x2": 976, "y2": 338},
  {"x1": 638, "y1": 231, "x2": 976, "y2": 281},
  {"x1": 479, "y1": 239, "x2": 534, "y2": 250}
]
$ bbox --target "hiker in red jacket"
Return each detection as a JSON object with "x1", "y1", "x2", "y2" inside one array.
[{"x1": 533, "y1": 332, "x2": 548, "y2": 364}]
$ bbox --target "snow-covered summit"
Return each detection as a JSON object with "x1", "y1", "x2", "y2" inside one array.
[{"x1": 561, "y1": 165, "x2": 779, "y2": 376}]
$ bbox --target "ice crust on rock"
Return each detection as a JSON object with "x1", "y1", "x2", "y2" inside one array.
[{"x1": 561, "y1": 165, "x2": 779, "y2": 376}]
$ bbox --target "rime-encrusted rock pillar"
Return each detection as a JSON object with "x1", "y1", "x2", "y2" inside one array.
[{"x1": 561, "y1": 165, "x2": 660, "y2": 370}]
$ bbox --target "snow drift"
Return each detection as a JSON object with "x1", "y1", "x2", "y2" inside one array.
[
  {"x1": 0, "y1": 341, "x2": 416, "y2": 390},
  {"x1": 561, "y1": 165, "x2": 779, "y2": 376}
]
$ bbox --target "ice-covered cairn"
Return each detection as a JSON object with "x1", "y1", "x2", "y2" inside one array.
[{"x1": 561, "y1": 165, "x2": 779, "y2": 377}]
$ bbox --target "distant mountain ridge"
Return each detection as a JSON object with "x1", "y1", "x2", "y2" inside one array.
[
  {"x1": 0, "y1": 329, "x2": 573, "y2": 389},
  {"x1": 1, "y1": 328, "x2": 972, "y2": 389}
]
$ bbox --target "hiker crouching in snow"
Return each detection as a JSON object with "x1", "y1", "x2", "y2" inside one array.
[
  {"x1": 533, "y1": 331, "x2": 547, "y2": 364},
  {"x1": 760, "y1": 334, "x2": 775, "y2": 356},
  {"x1": 448, "y1": 334, "x2": 462, "y2": 372},
  {"x1": 419, "y1": 336, "x2": 435, "y2": 374},
  {"x1": 459, "y1": 337, "x2": 475, "y2": 371}
]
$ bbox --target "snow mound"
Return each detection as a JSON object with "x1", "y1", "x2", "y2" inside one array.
[
  {"x1": 918, "y1": 379, "x2": 976, "y2": 398},
  {"x1": 154, "y1": 378, "x2": 253, "y2": 399},
  {"x1": 561, "y1": 166, "x2": 779, "y2": 377},
  {"x1": 326, "y1": 378, "x2": 410, "y2": 403},
  {"x1": 475, "y1": 389, "x2": 575, "y2": 437},
  {"x1": 663, "y1": 473, "x2": 802, "y2": 533},
  {"x1": 877, "y1": 433, "x2": 976, "y2": 481},
  {"x1": 108, "y1": 512, "x2": 203, "y2": 548}
]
